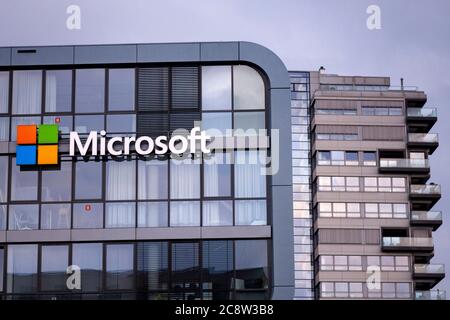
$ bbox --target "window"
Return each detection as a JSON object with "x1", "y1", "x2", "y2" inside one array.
[
  {"x1": 202, "y1": 241, "x2": 233, "y2": 296},
  {"x1": 11, "y1": 116, "x2": 41, "y2": 141},
  {"x1": 334, "y1": 256, "x2": 348, "y2": 271},
  {"x1": 73, "y1": 203, "x2": 103, "y2": 229},
  {"x1": 45, "y1": 70, "x2": 72, "y2": 113},
  {"x1": 0, "y1": 117, "x2": 9, "y2": 141},
  {"x1": 170, "y1": 201, "x2": 200, "y2": 227},
  {"x1": 395, "y1": 256, "x2": 409, "y2": 271},
  {"x1": 41, "y1": 203, "x2": 71, "y2": 229},
  {"x1": 106, "y1": 114, "x2": 136, "y2": 134},
  {"x1": 0, "y1": 246, "x2": 3, "y2": 291},
  {"x1": 235, "y1": 240, "x2": 268, "y2": 299},
  {"x1": 105, "y1": 202, "x2": 135, "y2": 228},
  {"x1": 382, "y1": 283, "x2": 396, "y2": 298},
  {"x1": 320, "y1": 256, "x2": 333, "y2": 271},
  {"x1": 362, "y1": 106, "x2": 403, "y2": 116},
  {"x1": 108, "y1": 68, "x2": 135, "y2": 111},
  {"x1": 137, "y1": 202, "x2": 168, "y2": 227},
  {"x1": 320, "y1": 282, "x2": 334, "y2": 298},
  {"x1": 171, "y1": 242, "x2": 200, "y2": 292},
  {"x1": 138, "y1": 160, "x2": 168, "y2": 200},
  {"x1": 396, "y1": 283, "x2": 411, "y2": 298},
  {"x1": 235, "y1": 151, "x2": 266, "y2": 197},
  {"x1": 364, "y1": 177, "x2": 406, "y2": 192},
  {"x1": 335, "y1": 282, "x2": 349, "y2": 298},
  {"x1": 75, "y1": 69, "x2": 105, "y2": 113},
  {"x1": 75, "y1": 160, "x2": 103, "y2": 200},
  {"x1": 7, "y1": 244, "x2": 38, "y2": 294},
  {"x1": 41, "y1": 245, "x2": 69, "y2": 291},
  {"x1": 137, "y1": 242, "x2": 168, "y2": 291},
  {"x1": 363, "y1": 152, "x2": 376, "y2": 166},
  {"x1": 72, "y1": 243, "x2": 103, "y2": 292},
  {"x1": 0, "y1": 156, "x2": 7, "y2": 202},
  {"x1": 43, "y1": 115, "x2": 73, "y2": 134},
  {"x1": 12, "y1": 70, "x2": 42, "y2": 114},
  {"x1": 170, "y1": 158, "x2": 200, "y2": 199},
  {"x1": 41, "y1": 162, "x2": 72, "y2": 202},
  {"x1": 75, "y1": 115, "x2": 105, "y2": 133},
  {"x1": 203, "y1": 152, "x2": 231, "y2": 197},
  {"x1": 316, "y1": 133, "x2": 358, "y2": 141},
  {"x1": 201, "y1": 112, "x2": 232, "y2": 136},
  {"x1": 345, "y1": 152, "x2": 359, "y2": 165},
  {"x1": 349, "y1": 256, "x2": 363, "y2": 271},
  {"x1": 233, "y1": 65, "x2": 265, "y2": 110},
  {"x1": 203, "y1": 200, "x2": 233, "y2": 226},
  {"x1": 201, "y1": 66, "x2": 232, "y2": 111},
  {"x1": 349, "y1": 282, "x2": 363, "y2": 298},
  {"x1": 317, "y1": 176, "x2": 360, "y2": 192},
  {"x1": 330, "y1": 151, "x2": 344, "y2": 165},
  {"x1": 235, "y1": 200, "x2": 266, "y2": 225},
  {"x1": 0, "y1": 205, "x2": 6, "y2": 231},
  {"x1": 8, "y1": 204, "x2": 39, "y2": 230},
  {"x1": 316, "y1": 109, "x2": 356, "y2": 115},
  {"x1": 106, "y1": 244, "x2": 134, "y2": 290},
  {"x1": 0, "y1": 72, "x2": 8, "y2": 114},
  {"x1": 381, "y1": 256, "x2": 395, "y2": 271},
  {"x1": 106, "y1": 160, "x2": 136, "y2": 200},
  {"x1": 317, "y1": 151, "x2": 331, "y2": 165},
  {"x1": 234, "y1": 112, "x2": 265, "y2": 135},
  {"x1": 11, "y1": 158, "x2": 38, "y2": 201}
]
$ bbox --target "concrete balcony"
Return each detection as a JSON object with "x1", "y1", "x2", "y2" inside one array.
[
  {"x1": 410, "y1": 211, "x2": 442, "y2": 230},
  {"x1": 409, "y1": 184, "x2": 441, "y2": 208},
  {"x1": 415, "y1": 290, "x2": 446, "y2": 300},
  {"x1": 379, "y1": 158, "x2": 430, "y2": 174},
  {"x1": 413, "y1": 264, "x2": 445, "y2": 290},
  {"x1": 382, "y1": 237, "x2": 433, "y2": 252},
  {"x1": 407, "y1": 133, "x2": 439, "y2": 154},
  {"x1": 407, "y1": 108, "x2": 437, "y2": 131}
]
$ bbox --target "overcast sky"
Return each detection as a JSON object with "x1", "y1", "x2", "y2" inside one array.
[{"x1": 1, "y1": 0, "x2": 450, "y2": 295}]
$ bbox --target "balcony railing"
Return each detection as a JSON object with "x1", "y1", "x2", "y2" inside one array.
[
  {"x1": 407, "y1": 107, "x2": 437, "y2": 118},
  {"x1": 382, "y1": 237, "x2": 433, "y2": 248},
  {"x1": 408, "y1": 133, "x2": 439, "y2": 144},
  {"x1": 410, "y1": 184, "x2": 441, "y2": 195},
  {"x1": 411, "y1": 211, "x2": 442, "y2": 222},
  {"x1": 415, "y1": 290, "x2": 446, "y2": 300},
  {"x1": 379, "y1": 158, "x2": 429, "y2": 169},
  {"x1": 414, "y1": 264, "x2": 445, "y2": 274}
]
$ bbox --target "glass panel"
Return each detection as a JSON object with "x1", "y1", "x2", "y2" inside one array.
[
  {"x1": 11, "y1": 158, "x2": 38, "y2": 201},
  {"x1": 75, "y1": 69, "x2": 105, "y2": 113},
  {"x1": 171, "y1": 242, "x2": 200, "y2": 293},
  {"x1": 0, "y1": 246, "x2": 3, "y2": 291},
  {"x1": 235, "y1": 240, "x2": 268, "y2": 299},
  {"x1": 108, "y1": 68, "x2": 135, "y2": 111},
  {"x1": 12, "y1": 70, "x2": 42, "y2": 114},
  {"x1": 138, "y1": 160, "x2": 168, "y2": 200},
  {"x1": 45, "y1": 70, "x2": 72, "y2": 113},
  {"x1": 235, "y1": 151, "x2": 266, "y2": 198},
  {"x1": 73, "y1": 203, "x2": 103, "y2": 229},
  {"x1": 137, "y1": 242, "x2": 168, "y2": 291},
  {"x1": 8, "y1": 204, "x2": 38, "y2": 230},
  {"x1": 106, "y1": 160, "x2": 136, "y2": 200},
  {"x1": 0, "y1": 117, "x2": 9, "y2": 141},
  {"x1": 7, "y1": 244, "x2": 38, "y2": 293},
  {"x1": 170, "y1": 158, "x2": 200, "y2": 199},
  {"x1": 233, "y1": 65, "x2": 265, "y2": 110},
  {"x1": 43, "y1": 115, "x2": 73, "y2": 134},
  {"x1": 202, "y1": 240, "x2": 233, "y2": 297},
  {"x1": 203, "y1": 152, "x2": 231, "y2": 197},
  {"x1": 0, "y1": 205, "x2": 6, "y2": 231},
  {"x1": 106, "y1": 244, "x2": 134, "y2": 290},
  {"x1": 0, "y1": 156, "x2": 8, "y2": 202},
  {"x1": 106, "y1": 114, "x2": 136, "y2": 134},
  {"x1": 137, "y1": 202, "x2": 168, "y2": 227},
  {"x1": 105, "y1": 202, "x2": 135, "y2": 228},
  {"x1": 41, "y1": 203, "x2": 71, "y2": 229},
  {"x1": 41, "y1": 162, "x2": 72, "y2": 202},
  {"x1": 170, "y1": 201, "x2": 200, "y2": 227},
  {"x1": 203, "y1": 200, "x2": 233, "y2": 226},
  {"x1": 201, "y1": 66, "x2": 232, "y2": 111},
  {"x1": 234, "y1": 112, "x2": 265, "y2": 135},
  {"x1": 235, "y1": 200, "x2": 266, "y2": 226},
  {"x1": 0, "y1": 72, "x2": 8, "y2": 113},
  {"x1": 75, "y1": 115, "x2": 105, "y2": 133},
  {"x1": 41, "y1": 245, "x2": 69, "y2": 291},
  {"x1": 201, "y1": 112, "x2": 232, "y2": 136},
  {"x1": 72, "y1": 243, "x2": 103, "y2": 292},
  {"x1": 75, "y1": 160, "x2": 103, "y2": 200}
]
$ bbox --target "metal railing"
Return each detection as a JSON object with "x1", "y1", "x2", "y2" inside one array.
[
  {"x1": 319, "y1": 84, "x2": 418, "y2": 92},
  {"x1": 407, "y1": 107, "x2": 437, "y2": 118},
  {"x1": 415, "y1": 290, "x2": 446, "y2": 300},
  {"x1": 379, "y1": 158, "x2": 429, "y2": 169},
  {"x1": 382, "y1": 237, "x2": 433, "y2": 248},
  {"x1": 410, "y1": 184, "x2": 441, "y2": 195},
  {"x1": 408, "y1": 133, "x2": 439, "y2": 144},
  {"x1": 414, "y1": 264, "x2": 445, "y2": 274},
  {"x1": 411, "y1": 211, "x2": 442, "y2": 222}
]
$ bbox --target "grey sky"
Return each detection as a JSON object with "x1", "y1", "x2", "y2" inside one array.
[{"x1": 1, "y1": 0, "x2": 450, "y2": 294}]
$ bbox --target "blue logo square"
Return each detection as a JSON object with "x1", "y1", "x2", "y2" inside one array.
[{"x1": 16, "y1": 145, "x2": 37, "y2": 165}]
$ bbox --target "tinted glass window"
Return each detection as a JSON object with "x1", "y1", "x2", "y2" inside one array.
[
  {"x1": 72, "y1": 243, "x2": 103, "y2": 292},
  {"x1": 41, "y1": 162, "x2": 72, "y2": 202},
  {"x1": 45, "y1": 70, "x2": 72, "y2": 113},
  {"x1": 105, "y1": 202, "x2": 135, "y2": 228},
  {"x1": 138, "y1": 160, "x2": 168, "y2": 200},
  {"x1": 108, "y1": 69, "x2": 135, "y2": 111},
  {"x1": 0, "y1": 72, "x2": 9, "y2": 113},
  {"x1": 75, "y1": 115, "x2": 105, "y2": 133},
  {"x1": 0, "y1": 156, "x2": 8, "y2": 202},
  {"x1": 106, "y1": 244, "x2": 134, "y2": 290},
  {"x1": 75, "y1": 69, "x2": 105, "y2": 113},
  {"x1": 203, "y1": 152, "x2": 231, "y2": 197},
  {"x1": 41, "y1": 203, "x2": 71, "y2": 230},
  {"x1": 0, "y1": 117, "x2": 9, "y2": 141},
  {"x1": 137, "y1": 202, "x2": 168, "y2": 227},
  {"x1": 75, "y1": 160, "x2": 103, "y2": 200},
  {"x1": 41, "y1": 245, "x2": 69, "y2": 291},
  {"x1": 43, "y1": 116, "x2": 73, "y2": 134},
  {"x1": 201, "y1": 66, "x2": 232, "y2": 111},
  {"x1": 137, "y1": 242, "x2": 168, "y2": 291},
  {"x1": 203, "y1": 200, "x2": 233, "y2": 226},
  {"x1": 106, "y1": 160, "x2": 136, "y2": 200},
  {"x1": 202, "y1": 241, "x2": 233, "y2": 298},
  {"x1": 233, "y1": 66, "x2": 265, "y2": 110},
  {"x1": 8, "y1": 204, "x2": 39, "y2": 230},
  {"x1": 73, "y1": 203, "x2": 103, "y2": 229},
  {"x1": 11, "y1": 160, "x2": 38, "y2": 201},
  {"x1": 12, "y1": 70, "x2": 42, "y2": 114},
  {"x1": 7, "y1": 244, "x2": 38, "y2": 293},
  {"x1": 106, "y1": 114, "x2": 136, "y2": 134}
]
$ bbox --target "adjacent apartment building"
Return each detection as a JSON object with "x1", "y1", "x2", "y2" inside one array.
[{"x1": 0, "y1": 42, "x2": 444, "y2": 300}]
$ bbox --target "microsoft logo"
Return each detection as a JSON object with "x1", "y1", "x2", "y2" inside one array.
[{"x1": 16, "y1": 124, "x2": 59, "y2": 166}]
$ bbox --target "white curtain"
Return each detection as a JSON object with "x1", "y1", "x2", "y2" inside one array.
[
  {"x1": 170, "y1": 201, "x2": 200, "y2": 226},
  {"x1": 0, "y1": 72, "x2": 8, "y2": 113},
  {"x1": 45, "y1": 72, "x2": 57, "y2": 112},
  {"x1": 234, "y1": 151, "x2": 266, "y2": 198},
  {"x1": 203, "y1": 200, "x2": 232, "y2": 226},
  {"x1": 0, "y1": 117, "x2": 8, "y2": 141},
  {"x1": 106, "y1": 202, "x2": 135, "y2": 228},
  {"x1": 138, "y1": 160, "x2": 167, "y2": 200},
  {"x1": 203, "y1": 152, "x2": 231, "y2": 197},
  {"x1": 13, "y1": 71, "x2": 42, "y2": 114},
  {"x1": 107, "y1": 160, "x2": 136, "y2": 200},
  {"x1": 137, "y1": 202, "x2": 168, "y2": 227},
  {"x1": 170, "y1": 158, "x2": 200, "y2": 199},
  {"x1": 235, "y1": 200, "x2": 266, "y2": 225}
]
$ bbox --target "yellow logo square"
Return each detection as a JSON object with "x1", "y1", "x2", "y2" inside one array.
[{"x1": 37, "y1": 145, "x2": 59, "y2": 165}]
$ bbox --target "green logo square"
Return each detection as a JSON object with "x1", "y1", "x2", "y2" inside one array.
[{"x1": 38, "y1": 124, "x2": 59, "y2": 144}]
